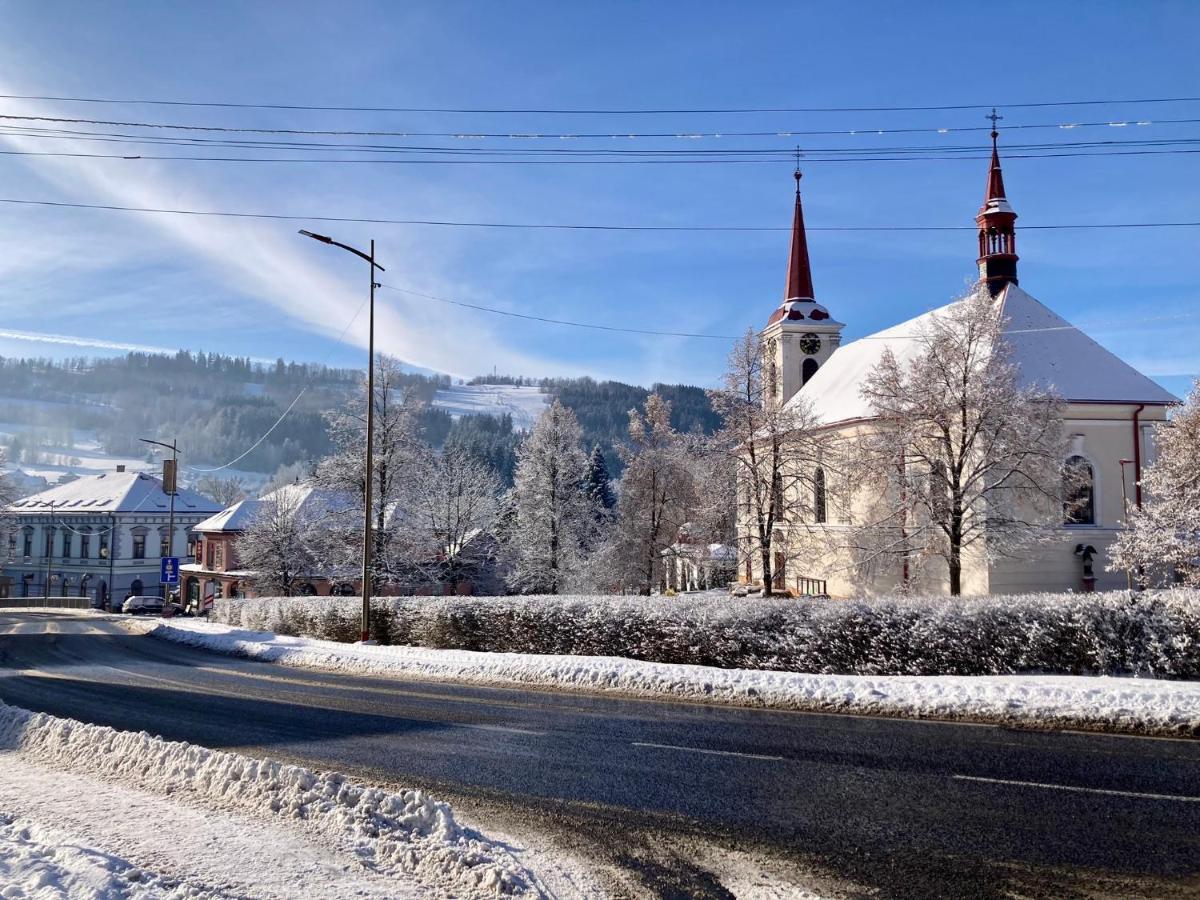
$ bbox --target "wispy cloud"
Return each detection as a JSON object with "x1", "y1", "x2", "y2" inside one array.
[
  {"x1": 0, "y1": 89, "x2": 587, "y2": 379},
  {"x1": 0, "y1": 326, "x2": 171, "y2": 354}
]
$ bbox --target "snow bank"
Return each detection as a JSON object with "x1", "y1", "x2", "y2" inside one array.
[
  {"x1": 0, "y1": 813, "x2": 210, "y2": 899},
  {"x1": 216, "y1": 589, "x2": 1200, "y2": 679},
  {"x1": 0, "y1": 700, "x2": 540, "y2": 897},
  {"x1": 142, "y1": 619, "x2": 1200, "y2": 736}
]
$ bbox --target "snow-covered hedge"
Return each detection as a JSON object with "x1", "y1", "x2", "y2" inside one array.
[{"x1": 213, "y1": 590, "x2": 1200, "y2": 678}]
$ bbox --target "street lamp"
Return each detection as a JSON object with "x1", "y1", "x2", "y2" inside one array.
[
  {"x1": 141, "y1": 437, "x2": 179, "y2": 600},
  {"x1": 300, "y1": 230, "x2": 385, "y2": 643}
]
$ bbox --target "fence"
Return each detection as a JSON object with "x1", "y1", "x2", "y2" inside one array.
[{"x1": 0, "y1": 596, "x2": 92, "y2": 610}]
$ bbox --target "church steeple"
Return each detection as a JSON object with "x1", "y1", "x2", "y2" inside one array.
[
  {"x1": 761, "y1": 158, "x2": 844, "y2": 407},
  {"x1": 976, "y1": 109, "x2": 1018, "y2": 294},
  {"x1": 784, "y1": 161, "x2": 816, "y2": 302}
]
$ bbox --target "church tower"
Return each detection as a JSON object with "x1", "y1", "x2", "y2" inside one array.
[
  {"x1": 976, "y1": 111, "x2": 1018, "y2": 294},
  {"x1": 760, "y1": 161, "x2": 843, "y2": 407}
]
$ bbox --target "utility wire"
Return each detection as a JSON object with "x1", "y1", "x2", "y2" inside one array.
[
  {"x1": 2, "y1": 196, "x2": 1197, "y2": 233},
  {"x1": 5, "y1": 147, "x2": 1200, "y2": 164},
  {"x1": 3, "y1": 111, "x2": 1199, "y2": 139},
  {"x1": 2, "y1": 91, "x2": 1199, "y2": 114}
]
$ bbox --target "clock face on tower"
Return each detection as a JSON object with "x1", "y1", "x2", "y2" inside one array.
[{"x1": 799, "y1": 333, "x2": 822, "y2": 356}]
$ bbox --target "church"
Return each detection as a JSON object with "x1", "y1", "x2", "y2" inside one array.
[{"x1": 744, "y1": 131, "x2": 1176, "y2": 597}]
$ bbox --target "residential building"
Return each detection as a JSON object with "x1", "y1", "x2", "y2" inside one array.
[{"x1": 2, "y1": 467, "x2": 223, "y2": 607}]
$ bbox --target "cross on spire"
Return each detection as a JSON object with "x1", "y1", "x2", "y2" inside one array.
[{"x1": 986, "y1": 107, "x2": 1003, "y2": 146}]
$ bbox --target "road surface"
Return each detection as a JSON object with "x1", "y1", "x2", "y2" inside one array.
[{"x1": 2, "y1": 611, "x2": 1199, "y2": 898}]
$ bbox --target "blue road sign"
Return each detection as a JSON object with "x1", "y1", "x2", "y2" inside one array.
[{"x1": 160, "y1": 556, "x2": 180, "y2": 585}]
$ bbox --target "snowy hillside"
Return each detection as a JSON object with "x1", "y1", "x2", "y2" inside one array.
[{"x1": 434, "y1": 383, "x2": 548, "y2": 431}]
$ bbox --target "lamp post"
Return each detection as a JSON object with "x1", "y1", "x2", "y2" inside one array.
[
  {"x1": 140, "y1": 437, "x2": 179, "y2": 600},
  {"x1": 299, "y1": 230, "x2": 385, "y2": 643}
]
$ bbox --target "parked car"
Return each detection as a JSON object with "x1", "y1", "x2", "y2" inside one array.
[{"x1": 122, "y1": 595, "x2": 165, "y2": 615}]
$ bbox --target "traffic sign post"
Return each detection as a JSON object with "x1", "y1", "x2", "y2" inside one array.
[{"x1": 160, "y1": 556, "x2": 180, "y2": 585}]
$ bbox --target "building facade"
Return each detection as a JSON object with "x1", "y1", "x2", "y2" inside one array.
[
  {"x1": 2, "y1": 468, "x2": 223, "y2": 607},
  {"x1": 740, "y1": 131, "x2": 1175, "y2": 597}
]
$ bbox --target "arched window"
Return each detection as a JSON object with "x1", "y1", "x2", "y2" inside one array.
[
  {"x1": 813, "y1": 467, "x2": 827, "y2": 524},
  {"x1": 1064, "y1": 455, "x2": 1095, "y2": 525},
  {"x1": 772, "y1": 471, "x2": 785, "y2": 519},
  {"x1": 802, "y1": 358, "x2": 819, "y2": 385}
]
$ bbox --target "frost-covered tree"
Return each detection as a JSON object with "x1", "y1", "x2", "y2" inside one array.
[
  {"x1": 194, "y1": 475, "x2": 247, "y2": 508},
  {"x1": 236, "y1": 489, "x2": 319, "y2": 596},
  {"x1": 506, "y1": 400, "x2": 592, "y2": 594},
  {"x1": 610, "y1": 395, "x2": 698, "y2": 594},
  {"x1": 314, "y1": 354, "x2": 425, "y2": 588},
  {"x1": 707, "y1": 329, "x2": 828, "y2": 596},
  {"x1": 584, "y1": 444, "x2": 617, "y2": 514},
  {"x1": 1110, "y1": 378, "x2": 1200, "y2": 586},
  {"x1": 853, "y1": 288, "x2": 1068, "y2": 595},
  {"x1": 395, "y1": 446, "x2": 502, "y2": 589}
]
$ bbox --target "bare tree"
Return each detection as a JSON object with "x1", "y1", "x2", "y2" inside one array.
[
  {"x1": 506, "y1": 400, "x2": 593, "y2": 594},
  {"x1": 194, "y1": 475, "x2": 247, "y2": 508},
  {"x1": 314, "y1": 354, "x2": 424, "y2": 588},
  {"x1": 1110, "y1": 378, "x2": 1200, "y2": 587},
  {"x1": 707, "y1": 329, "x2": 828, "y2": 596},
  {"x1": 236, "y1": 489, "x2": 319, "y2": 596},
  {"x1": 609, "y1": 395, "x2": 698, "y2": 594},
  {"x1": 853, "y1": 288, "x2": 1068, "y2": 595},
  {"x1": 395, "y1": 446, "x2": 502, "y2": 591}
]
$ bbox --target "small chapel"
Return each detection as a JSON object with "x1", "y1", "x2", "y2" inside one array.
[{"x1": 745, "y1": 130, "x2": 1176, "y2": 597}]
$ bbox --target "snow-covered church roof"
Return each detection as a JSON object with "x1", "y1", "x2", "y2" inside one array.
[
  {"x1": 7, "y1": 471, "x2": 224, "y2": 516},
  {"x1": 791, "y1": 283, "x2": 1176, "y2": 427}
]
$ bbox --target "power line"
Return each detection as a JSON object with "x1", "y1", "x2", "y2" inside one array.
[
  {"x1": 3, "y1": 111, "x2": 1200, "y2": 139},
  {"x1": 2, "y1": 196, "x2": 1197, "y2": 232},
  {"x1": 5, "y1": 147, "x2": 1200, "y2": 165},
  {"x1": 2, "y1": 91, "x2": 1199, "y2": 114},
  {"x1": 6, "y1": 123, "x2": 1200, "y2": 157}
]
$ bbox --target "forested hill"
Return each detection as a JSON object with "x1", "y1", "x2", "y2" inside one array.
[
  {"x1": 0, "y1": 354, "x2": 720, "y2": 485},
  {"x1": 0, "y1": 352, "x2": 443, "y2": 476}
]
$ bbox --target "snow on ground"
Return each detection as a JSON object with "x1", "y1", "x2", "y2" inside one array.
[
  {"x1": 138, "y1": 618, "x2": 1200, "y2": 736},
  {"x1": 0, "y1": 700, "x2": 543, "y2": 899},
  {"x1": 433, "y1": 384, "x2": 548, "y2": 431}
]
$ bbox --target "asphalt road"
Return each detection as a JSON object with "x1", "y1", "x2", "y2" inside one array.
[{"x1": 2, "y1": 611, "x2": 1200, "y2": 899}]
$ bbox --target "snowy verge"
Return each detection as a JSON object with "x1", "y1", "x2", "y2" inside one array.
[
  {"x1": 140, "y1": 618, "x2": 1200, "y2": 736},
  {"x1": 0, "y1": 812, "x2": 222, "y2": 900},
  {"x1": 0, "y1": 699, "x2": 541, "y2": 898}
]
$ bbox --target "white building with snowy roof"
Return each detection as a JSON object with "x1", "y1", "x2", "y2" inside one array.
[
  {"x1": 742, "y1": 134, "x2": 1176, "y2": 597},
  {"x1": 2, "y1": 466, "x2": 223, "y2": 607}
]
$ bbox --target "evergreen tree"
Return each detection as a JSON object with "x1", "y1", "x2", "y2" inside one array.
[{"x1": 584, "y1": 444, "x2": 616, "y2": 512}]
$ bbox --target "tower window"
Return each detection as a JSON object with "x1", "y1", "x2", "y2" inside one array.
[{"x1": 802, "y1": 358, "x2": 819, "y2": 385}]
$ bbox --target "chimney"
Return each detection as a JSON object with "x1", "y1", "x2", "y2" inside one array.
[{"x1": 116, "y1": 464, "x2": 126, "y2": 473}]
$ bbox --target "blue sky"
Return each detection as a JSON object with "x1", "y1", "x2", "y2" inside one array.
[{"x1": 0, "y1": 1, "x2": 1197, "y2": 394}]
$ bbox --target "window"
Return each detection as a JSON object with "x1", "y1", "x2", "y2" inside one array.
[
  {"x1": 214, "y1": 543, "x2": 225, "y2": 571},
  {"x1": 813, "y1": 467, "x2": 827, "y2": 524},
  {"x1": 206, "y1": 540, "x2": 215, "y2": 569},
  {"x1": 160, "y1": 532, "x2": 171, "y2": 558},
  {"x1": 772, "y1": 471, "x2": 785, "y2": 519},
  {"x1": 44, "y1": 529, "x2": 53, "y2": 558},
  {"x1": 132, "y1": 534, "x2": 146, "y2": 560},
  {"x1": 22, "y1": 530, "x2": 32, "y2": 558},
  {"x1": 81, "y1": 533, "x2": 90, "y2": 559},
  {"x1": 7, "y1": 534, "x2": 15, "y2": 556},
  {"x1": 61, "y1": 532, "x2": 71, "y2": 559},
  {"x1": 802, "y1": 358, "x2": 819, "y2": 385},
  {"x1": 1064, "y1": 455, "x2": 1095, "y2": 525},
  {"x1": 99, "y1": 533, "x2": 109, "y2": 559}
]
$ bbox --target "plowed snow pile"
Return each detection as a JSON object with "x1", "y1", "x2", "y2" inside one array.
[{"x1": 0, "y1": 700, "x2": 541, "y2": 898}]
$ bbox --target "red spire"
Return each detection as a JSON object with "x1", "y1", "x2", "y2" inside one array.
[
  {"x1": 982, "y1": 128, "x2": 1007, "y2": 208},
  {"x1": 784, "y1": 163, "x2": 816, "y2": 301},
  {"x1": 975, "y1": 110, "x2": 1018, "y2": 291}
]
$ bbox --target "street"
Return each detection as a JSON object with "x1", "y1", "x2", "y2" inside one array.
[{"x1": 2, "y1": 611, "x2": 1199, "y2": 899}]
